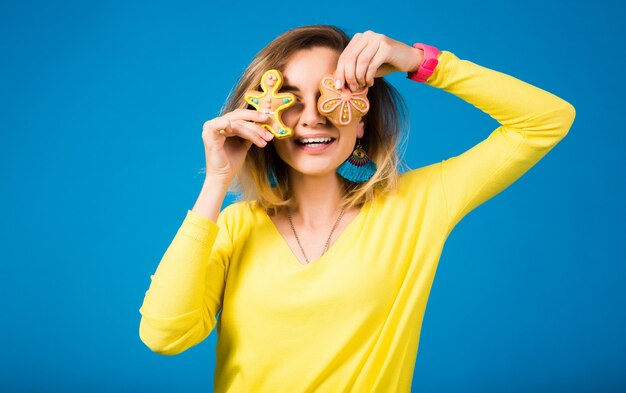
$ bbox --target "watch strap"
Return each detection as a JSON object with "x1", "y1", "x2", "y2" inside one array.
[{"x1": 407, "y1": 43, "x2": 440, "y2": 83}]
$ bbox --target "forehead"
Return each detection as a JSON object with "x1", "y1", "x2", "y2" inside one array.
[{"x1": 282, "y1": 47, "x2": 340, "y2": 89}]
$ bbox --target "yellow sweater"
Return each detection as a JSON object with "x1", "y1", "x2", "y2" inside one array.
[{"x1": 139, "y1": 50, "x2": 576, "y2": 392}]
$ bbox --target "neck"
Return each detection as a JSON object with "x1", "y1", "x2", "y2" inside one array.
[{"x1": 286, "y1": 170, "x2": 345, "y2": 230}]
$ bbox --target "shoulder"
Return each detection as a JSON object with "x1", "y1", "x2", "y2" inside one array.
[
  {"x1": 218, "y1": 199, "x2": 264, "y2": 229},
  {"x1": 220, "y1": 199, "x2": 256, "y2": 217},
  {"x1": 370, "y1": 162, "x2": 442, "y2": 211},
  {"x1": 395, "y1": 162, "x2": 442, "y2": 195}
]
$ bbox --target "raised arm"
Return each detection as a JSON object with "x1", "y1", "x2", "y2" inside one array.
[
  {"x1": 138, "y1": 99, "x2": 275, "y2": 354},
  {"x1": 426, "y1": 50, "x2": 576, "y2": 232},
  {"x1": 332, "y1": 33, "x2": 575, "y2": 234}
]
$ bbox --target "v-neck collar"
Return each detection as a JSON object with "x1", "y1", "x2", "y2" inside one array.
[{"x1": 256, "y1": 201, "x2": 372, "y2": 268}]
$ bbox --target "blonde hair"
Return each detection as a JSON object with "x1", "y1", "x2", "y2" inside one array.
[{"x1": 221, "y1": 25, "x2": 411, "y2": 215}]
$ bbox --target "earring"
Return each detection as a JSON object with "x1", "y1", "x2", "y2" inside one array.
[
  {"x1": 337, "y1": 138, "x2": 377, "y2": 183},
  {"x1": 268, "y1": 162, "x2": 278, "y2": 188}
]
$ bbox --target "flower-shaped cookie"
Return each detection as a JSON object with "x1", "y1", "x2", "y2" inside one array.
[
  {"x1": 317, "y1": 77, "x2": 370, "y2": 127},
  {"x1": 244, "y1": 69, "x2": 296, "y2": 139}
]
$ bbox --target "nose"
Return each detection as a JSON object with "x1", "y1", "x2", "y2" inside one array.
[{"x1": 300, "y1": 99, "x2": 327, "y2": 128}]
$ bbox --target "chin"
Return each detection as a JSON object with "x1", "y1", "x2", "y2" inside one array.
[{"x1": 291, "y1": 165, "x2": 336, "y2": 177}]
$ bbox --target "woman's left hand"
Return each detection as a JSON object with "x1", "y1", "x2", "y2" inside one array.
[{"x1": 334, "y1": 30, "x2": 424, "y2": 91}]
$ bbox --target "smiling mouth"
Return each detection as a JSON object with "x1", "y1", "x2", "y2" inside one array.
[
  {"x1": 294, "y1": 138, "x2": 336, "y2": 153},
  {"x1": 295, "y1": 137, "x2": 336, "y2": 146}
]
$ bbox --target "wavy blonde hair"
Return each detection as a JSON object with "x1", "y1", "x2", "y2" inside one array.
[{"x1": 221, "y1": 25, "x2": 411, "y2": 215}]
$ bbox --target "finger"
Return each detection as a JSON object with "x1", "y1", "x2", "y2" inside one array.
[
  {"x1": 227, "y1": 108, "x2": 269, "y2": 123},
  {"x1": 375, "y1": 63, "x2": 396, "y2": 78},
  {"x1": 355, "y1": 40, "x2": 380, "y2": 88},
  {"x1": 231, "y1": 120, "x2": 270, "y2": 148},
  {"x1": 334, "y1": 61, "x2": 345, "y2": 91},
  {"x1": 203, "y1": 117, "x2": 231, "y2": 139},
  {"x1": 342, "y1": 37, "x2": 369, "y2": 92},
  {"x1": 364, "y1": 51, "x2": 386, "y2": 87},
  {"x1": 219, "y1": 110, "x2": 272, "y2": 146},
  {"x1": 335, "y1": 33, "x2": 366, "y2": 90},
  {"x1": 233, "y1": 111, "x2": 274, "y2": 141},
  {"x1": 247, "y1": 122, "x2": 275, "y2": 142}
]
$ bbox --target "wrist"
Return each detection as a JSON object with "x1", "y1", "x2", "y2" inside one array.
[
  {"x1": 192, "y1": 179, "x2": 229, "y2": 223},
  {"x1": 203, "y1": 175, "x2": 231, "y2": 190},
  {"x1": 407, "y1": 43, "x2": 440, "y2": 83},
  {"x1": 407, "y1": 47, "x2": 425, "y2": 74}
]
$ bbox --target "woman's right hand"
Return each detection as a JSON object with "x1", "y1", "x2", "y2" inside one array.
[{"x1": 202, "y1": 109, "x2": 275, "y2": 186}]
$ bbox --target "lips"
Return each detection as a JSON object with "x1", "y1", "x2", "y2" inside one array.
[
  {"x1": 295, "y1": 138, "x2": 336, "y2": 153},
  {"x1": 296, "y1": 136, "x2": 335, "y2": 145}
]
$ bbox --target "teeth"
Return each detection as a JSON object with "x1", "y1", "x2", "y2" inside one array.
[{"x1": 298, "y1": 137, "x2": 333, "y2": 143}]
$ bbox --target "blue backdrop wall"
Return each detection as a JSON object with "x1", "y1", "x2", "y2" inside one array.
[{"x1": 1, "y1": 0, "x2": 624, "y2": 392}]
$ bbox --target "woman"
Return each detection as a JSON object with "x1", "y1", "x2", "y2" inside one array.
[{"x1": 139, "y1": 25, "x2": 575, "y2": 392}]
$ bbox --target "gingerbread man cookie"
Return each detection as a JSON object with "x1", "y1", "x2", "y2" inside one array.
[
  {"x1": 244, "y1": 69, "x2": 296, "y2": 139},
  {"x1": 317, "y1": 77, "x2": 370, "y2": 127}
]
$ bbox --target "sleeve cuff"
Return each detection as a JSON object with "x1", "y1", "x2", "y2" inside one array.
[{"x1": 424, "y1": 50, "x2": 455, "y2": 88}]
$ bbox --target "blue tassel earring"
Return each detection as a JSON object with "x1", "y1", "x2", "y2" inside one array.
[
  {"x1": 268, "y1": 162, "x2": 278, "y2": 188},
  {"x1": 337, "y1": 138, "x2": 377, "y2": 183}
]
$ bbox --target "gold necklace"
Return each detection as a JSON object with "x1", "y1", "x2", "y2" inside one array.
[{"x1": 286, "y1": 206, "x2": 347, "y2": 264}]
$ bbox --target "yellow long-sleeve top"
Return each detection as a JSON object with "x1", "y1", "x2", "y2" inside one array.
[{"x1": 139, "y1": 50, "x2": 576, "y2": 392}]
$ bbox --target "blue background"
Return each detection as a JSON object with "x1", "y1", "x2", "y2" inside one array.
[{"x1": 1, "y1": 0, "x2": 624, "y2": 392}]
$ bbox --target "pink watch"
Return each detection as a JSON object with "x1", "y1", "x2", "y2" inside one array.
[{"x1": 407, "y1": 43, "x2": 440, "y2": 83}]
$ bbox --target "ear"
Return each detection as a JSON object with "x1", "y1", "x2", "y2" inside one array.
[{"x1": 357, "y1": 118, "x2": 365, "y2": 139}]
